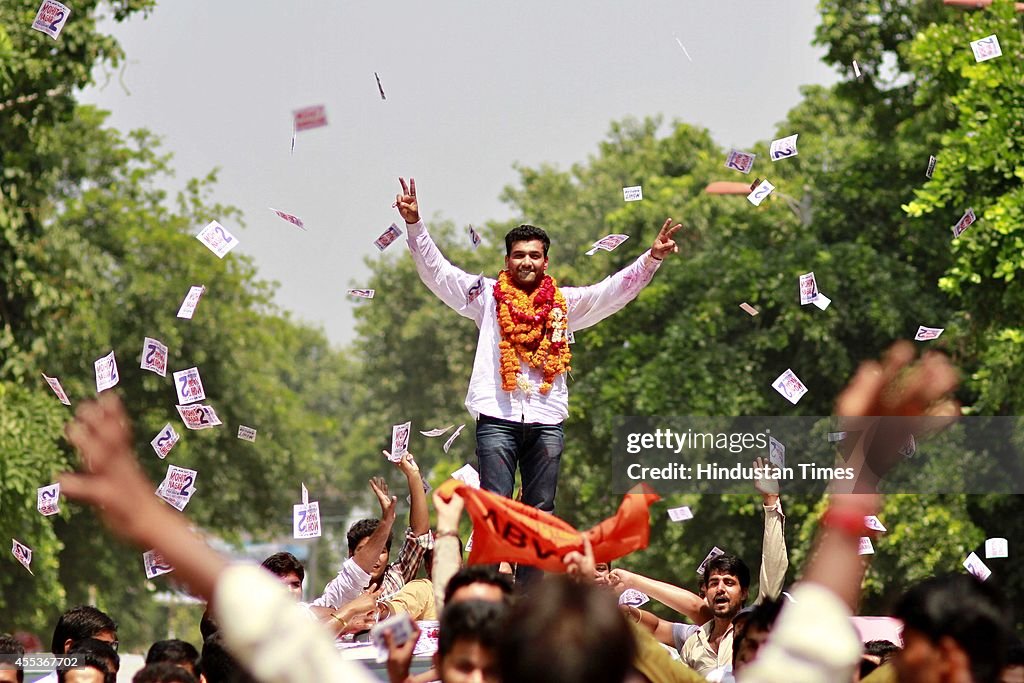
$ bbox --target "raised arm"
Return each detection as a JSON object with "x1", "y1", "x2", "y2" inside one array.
[
  {"x1": 396, "y1": 452, "x2": 430, "y2": 537},
  {"x1": 396, "y1": 177, "x2": 485, "y2": 319},
  {"x1": 563, "y1": 218, "x2": 681, "y2": 331},
  {"x1": 353, "y1": 477, "x2": 398, "y2": 574},
  {"x1": 753, "y1": 456, "x2": 788, "y2": 603},
  {"x1": 741, "y1": 343, "x2": 960, "y2": 683},
  {"x1": 431, "y1": 489, "x2": 466, "y2": 614},
  {"x1": 607, "y1": 568, "x2": 710, "y2": 625},
  {"x1": 61, "y1": 395, "x2": 377, "y2": 683}
]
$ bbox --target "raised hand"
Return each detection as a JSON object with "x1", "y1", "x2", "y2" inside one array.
[
  {"x1": 433, "y1": 489, "x2": 464, "y2": 532},
  {"x1": 563, "y1": 535, "x2": 596, "y2": 581},
  {"x1": 753, "y1": 456, "x2": 780, "y2": 500},
  {"x1": 62, "y1": 394, "x2": 159, "y2": 545},
  {"x1": 650, "y1": 218, "x2": 683, "y2": 260},
  {"x1": 833, "y1": 341, "x2": 960, "y2": 492},
  {"x1": 370, "y1": 476, "x2": 398, "y2": 520},
  {"x1": 396, "y1": 177, "x2": 420, "y2": 225}
]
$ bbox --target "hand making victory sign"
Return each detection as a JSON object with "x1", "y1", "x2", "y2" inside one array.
[
  {"x1": 396, "y1": 177, "x2": 420, "y2": 224},
  {"x1": 650, "y1": 218, "x2": 683, "y2": 260}
]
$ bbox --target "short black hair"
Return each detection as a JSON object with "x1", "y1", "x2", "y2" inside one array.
[
  {"x1": 505, "y1": 224, "x2": 550, "y2": 257},
  {"x1": 0, "y1": 633, "x2": 25, "y2": 683},
  {"x1": 145, "y1": 639, "x2": 201, "y2": 677},
  {"x1": 443, "y1": 565, "x2": 515, "y2": 605},
  {"x1": 50, "y1": 606, "x2": 117, "y2": 655},
  {"x1": 347, "y1": 519, "x2": 393, "y2": 556},
  {"x1": 437, "y1": 600, "x2": 506, "y2": 659},
  {"x1": 864, "y1": 639, "x2": 900, "y2": 661},
  {"x1": 499, "y1": 576, "x2": 635, "y2": 683},
  {"x1": 702, "y1": 554, "x2": 751, "y2": 590},
  {"x1": 133, "y1": 663, "x2": 198, "y2": 683},
  {"x1": 259, "y1": 552, "x2": 305, "y2": 582},
  {"x1": 68, "y1": 638, "x2": 119, "y2": 676},
  {"x1": 732, "y1": 598, "x2": 785, "y2": 668},
  {"x1": 201, "y1": 633, "x2": 257, "y2": 683},
  {"x1": 894, "y1": 574, "x2": 1011, "y2": 683},
  {"x1": 56, "y1": 652, "x2": 111, "y2": 683}
]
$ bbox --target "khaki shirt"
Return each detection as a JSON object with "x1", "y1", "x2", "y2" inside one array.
[{"x1": 680, "y1": 620, "x2": 733, "y2": 677}]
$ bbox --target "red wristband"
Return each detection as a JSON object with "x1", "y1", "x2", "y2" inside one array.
[{"x1": 820, "y1": 507, "x2": 870, "y2": 537}]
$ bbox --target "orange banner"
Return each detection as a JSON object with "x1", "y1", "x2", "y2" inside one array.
[{"x1": 436, "y1": 479, "x2": 660, "y2": 572}]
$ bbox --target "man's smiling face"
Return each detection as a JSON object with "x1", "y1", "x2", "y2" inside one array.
[{"x1": 505, "y1": 239, "x2": 548, "y2": 291}]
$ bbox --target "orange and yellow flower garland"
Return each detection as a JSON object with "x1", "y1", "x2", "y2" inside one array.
[{"x1": 493, "y1": 271, "x2": 572, "y2": 395}]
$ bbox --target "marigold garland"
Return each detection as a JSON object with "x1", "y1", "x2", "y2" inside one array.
[{"x1": 493, "y1": 271, "x2": 572, "y2": 394}]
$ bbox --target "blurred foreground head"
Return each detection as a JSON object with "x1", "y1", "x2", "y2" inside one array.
[{"x1": 499, "y1": 576, "x2": 636, "y2": 683}]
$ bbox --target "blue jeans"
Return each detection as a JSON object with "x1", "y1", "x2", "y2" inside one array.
[{"x1": 475, "y1": 415, "x2": 564, "y2": 514}]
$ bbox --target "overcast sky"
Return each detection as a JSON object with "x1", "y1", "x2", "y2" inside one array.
[{"x1": 80, "y1": 1, "x2": 838, "y2": 347}]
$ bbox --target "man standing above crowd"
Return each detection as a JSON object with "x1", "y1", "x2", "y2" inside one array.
[{"x1": 395, "y1": 178, "x2": 681, "y2": 553}]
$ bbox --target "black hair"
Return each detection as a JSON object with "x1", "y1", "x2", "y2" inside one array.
[
  {"x1": 50, "y1": 606, "x2": 117, "y2": 655},
  {"x1": 864, "y1": 639, "x2": 900, "y2": 661},
  {"x1": 505, "y1": 224, "x2": 550, "y2": 257},
  {"x1": 132, "y1": 663, "x2": 198, "y2": 683},
  {"x1": 259, "y1": 552, "x2": 304, "y2": 582},
  {"x1": 437, "y1": 600, "x2": 506, "y2": 659},
  {"x1": 145, "y1": 639, "x2": 201, "y2": 677},
  {"x1": 732, "y1": 598, "x2": 785, "y2": 669},
  {"x1": 67, "y1": 638, "x2": 119, "y2": 677},
  {"x1": 200, "y1": 633, "x2": 257, "y2": 683},
  {"x1": 499, "y1": 576, "x2": 635, "y2": 683},
  {"x1": 199, "y1": 610, "x2": 218, "y2": 642},
  {"x1": 894, "y1": 574, "x2": 1011, "y2": 683},
  {"x1": 347, "y1": 519, "x2": 394, "y2": 556},
  {"x1": 0, "y1": 633, "x2": 25, "y2": 683},
  {"x1": 443, "y1": 565, "x2": 515, "y2": 606},
  {"x1": 1007, "y1": 639, "x2": 1024, "y2": 666},
  {"x1": 702, "y1": 554, "x2": 751, "y2": 590},
  {"x1": 56, "y1": 651, "x2": 111, "y2": 683}
]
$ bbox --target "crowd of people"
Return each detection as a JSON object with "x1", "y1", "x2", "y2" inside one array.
[{"x1": 1, "y1": 340, "x2": 1021, "y2": 683}]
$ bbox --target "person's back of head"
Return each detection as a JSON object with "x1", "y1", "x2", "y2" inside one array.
[
  {"x1": 132, "y1": 663, "x2": 198, "y2": 683},
  {"x1": 894, "y1": 574, "x2": 1011, "y2": 683},
  {"x1": 499, "y1": 576, "x2": 636, "y2": 683},
  {"x1": 67, "y1": 638, "x2": 119, "y2": 679},
  {"x1": 201, "y1": 633, "x2": 257, "y2": 683},
  {"x1": 860, "y1": 638, "x2": 901, "y2": 678},
  {"x1": 50, "y1": 606, "x2": 117, "y2": 655},
  {"x1": 145, "y1": 639, "x2": 201, "y2": 678},
  {"x1": 56, "y1": 651, "x2": 112, "y2": 683},
  {"x1": 0, "y1": 633, "x2": 25, "y2": 683},
  {"x1": 435, "y1": 600, "x2": 506, "y2": 683},
  {"x1": 444, "y1": 565, "x2": 515, "y2": 606}
]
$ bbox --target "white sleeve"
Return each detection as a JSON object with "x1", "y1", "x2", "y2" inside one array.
[
  {"x1": 756, "y1": 500, "x2": 788, "y2": 603},
  {"x1": 563, "y1": 251, "x2": 662, "y2": 331},
  {"x1": 310, "y1": 557, "x2": 371, "y2": 608},
  {"x1": 406, "y1": 221, "x2": 487, "y2": 324},
  {"x1": 214, "y1": 564, "x2": 378, "y2": 683},
  {"x1": 737, "y1": 583, "x2": 862, "y2": 683}
]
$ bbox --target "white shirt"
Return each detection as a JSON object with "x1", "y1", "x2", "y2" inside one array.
[
  {"x1": 406, "y1": 220, "x2": 663, "y2": 424},
  {"x1": 310, "y1": 557, "x2": 371, "y2": 609}
]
